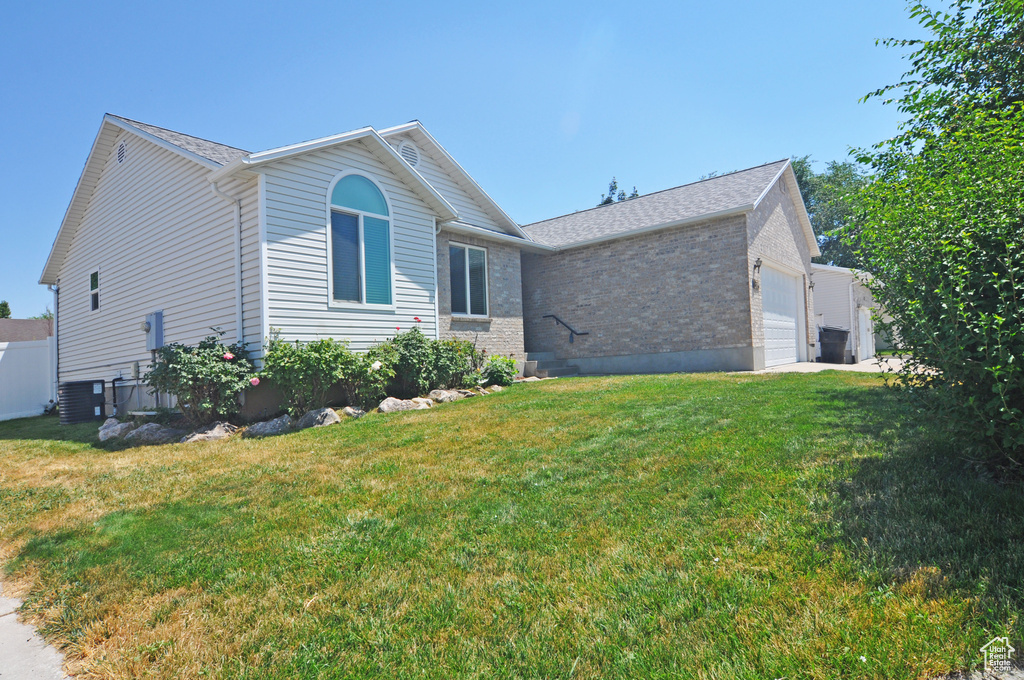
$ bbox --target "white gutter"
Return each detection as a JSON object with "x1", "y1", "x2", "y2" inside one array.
[
  {"x1": 440, "y1": 221, "x2": 555, "y2": 252},
  {"x1": 210, "y1": 181, "x2": 245, "y2": 346},
  {"x1": 431, "y1": 217, "x2": 440, "y2": 341},
  {"x1": 47, "y1": 282, "x2": 59, "y2": 398},
  {"x1": 848, "y1": 279, "x2": 856, "y2": 359}
]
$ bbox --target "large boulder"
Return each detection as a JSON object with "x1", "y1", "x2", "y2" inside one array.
[
  {"x1": 242, "y1": 414, "x2": 294, "y2": 438},
  {"x1": 488, "y1": 384, "x2": 504, "y2": 393},
  {"x1": 124, "y1": 422, "x2": 187, "y2": 446},
  {"x1": 340, "y1": 406, "x2": 366, "y2": 419},
  {"x1": 411, "y1": 398, "x2": 433, "y2": 408},
  {"x1": 428, "y1": 389, "x2": 464, "y2": 403},
  {"x1": 296, "y1": 407, "x2": 342, "y2": 430},
  {"x1": 98, "y1": 418, "x2": 136, "y2": 442},
  {"x1": 378, "y1": 397, "x2": 430, "y2": 413},
  {"x1": 180, "y1": 421, "x2": 238, "y2": 443}
]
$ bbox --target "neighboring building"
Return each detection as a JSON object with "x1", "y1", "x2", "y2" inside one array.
[
  {"x1": 0, "y1": 319, "x2": 53, "y2": 342},
  {"x1": 521, "y1": 161, "x2": 820, "y2": 373},
  {"x1": 810, "y1": 263, "x2": 883, "y2": 363},
  {"x1": 40, "y1": 116, "x2": 822, "y2": 416}
]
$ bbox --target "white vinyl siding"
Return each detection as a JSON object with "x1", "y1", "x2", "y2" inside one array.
[
  {"x1": 260, "y1": 139, "x2": 438, "y2": 349},
  {"x1": 389, "y1": 137, "x2": 505, "y2": 233},
  {"x1": 56, "y1": 130, "x2": 261, "y2": 383},
  {"x1": 810, "y1": 264, "x2": 877, "y2": 361}
]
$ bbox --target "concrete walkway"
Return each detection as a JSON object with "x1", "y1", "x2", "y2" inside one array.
[
  {"x1": 754, "y1": 356, "x2": 903, "y2": 374},
  {"x1": 0, "y1": 583, "x2": 67, "y2": 679}
]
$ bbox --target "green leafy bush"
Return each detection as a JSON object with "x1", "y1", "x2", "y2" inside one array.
[
  {"x1": 482, "y1": 355, "x2": 518, "y2": 387},
  {"x1": 145, "y1": 337, "x2": 256, "y2": 426},
  {"x1": 261, "y1": 337, "x2": 359, "y2": 416},
  {"x1": 432, "y1": 339, "x2": 483, "y2": 390},
  {"x1": 388, "y1": 327, "x2": 434, "y2": 398},
  {"x1": 343, "y1": 341, "x2": 398, "y2": 409},
  {"x1": 856, "y1": 108, "x2": 1024, "y2": 466}
]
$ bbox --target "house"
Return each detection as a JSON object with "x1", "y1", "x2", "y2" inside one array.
[
  {"x1": 40, "y1": 115, "x2": 819, "y2": 416},
  {"x1": 810, "y1": 263, "x2": 885, "y2": 363},
  {"x1": 0, "y1": 319, "x2": 53, "y2": 342},
  {"x1": 521, "y1": 161, "x2": 820, "y2": 373}
]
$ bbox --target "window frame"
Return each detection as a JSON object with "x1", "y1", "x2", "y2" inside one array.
[
  {"x1": 324, "y1": 171, "x2": 396, "y2": 311},
  {"x1": 449, "y1": 242, "x2": 489, "y2": 318},
  {"x1": 89, "y1": 269, "x2": 100, "y2": 312}
]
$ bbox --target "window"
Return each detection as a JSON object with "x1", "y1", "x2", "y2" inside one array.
[
  {"x1": 89, "y1": 271, "x2": 99, "y2": 311},
  {"x1": 449, "y1": 244, "x2": 487, "y2": 316},
  {"x1": 328, "y1": 174, "x2": 392, "y2": 306}
]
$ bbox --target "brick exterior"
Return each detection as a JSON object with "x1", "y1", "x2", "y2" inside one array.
[
  {"x1": 521, "y1": 214, "x2": 752, "y2": 360},
  {"x1": 436, "y1": 230, "x2": 525, "y2": 359},
  {"x1": 746, "y1": 178, "x2": 815, "y2": 351}
]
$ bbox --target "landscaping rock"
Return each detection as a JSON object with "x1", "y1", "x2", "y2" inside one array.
[
  {"x1": 378, "y1": 397, "x2": 430, "y2": 413},
  {"x1": 242, "y1": 414, "x2": 294, "y2": 438},
  {"x1": 455, "y1": 389, "x2": 477, "y2": 398},
  {"x1": 519, "y1": 376, "x2": 542, "y2": 382},
  {"x1": 180, "y1": 421, "x2": 238, "y2": 443},
  {"x1": 488, "y1": 385, "x2": 504, "y2": 392},
  {"x1": 340, "y1": 406, "x2": 366, "y2": 419},
  {"x1": 297, "y1": 407, "x2": 342, "y2": 430},
  {"x1": 98, "y1": 418, "x2": 135, "y2": 442},
  {"x1": 124, "y1": 422, "x2": 187, "y2": 446},
  {"x1": 474, "y1": 387, "x2": 490, "y2": 396},
  {"x1": 428, "y1": 389, "x2": 464, "y2": 403},
  {"x1": 411, "y1": 398, "x2": 433, "y2": 408}
]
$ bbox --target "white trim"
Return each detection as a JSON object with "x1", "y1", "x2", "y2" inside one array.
[
  {"x1": 106, "y1": 115, "x2": 221, "y2": 170},
  {"x1": 441, "y1": 221, "x2": 550, "y2": 251},
  {"x1": 258, "y1": 173, "x2": 270, "y2": 350},
  {"x1": 431, "y1": 217, "x2": 440, "y2": 341},
  {"x1": 324, "y1": 170, "x2": 397, "y2": 312},
  {"x1": 379, "y1": 121, "x2": 529, "y2": 239},
  {"x1": 88, "y1": 267, "x2": 101, "y2": 313},
  {"x1": 752, "y1": 161, "x2": 790, "y2": 211},
  {"x1": 448, "y1": 241, "x2": 489, "y2": 318}
]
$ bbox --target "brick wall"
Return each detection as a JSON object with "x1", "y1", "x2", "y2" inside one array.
[
  {"x1": 436, "y1": 230, "x2": 525, "y2": 359},
  {"x1": 521, "y1": 214, "x2": 752, "y2": 360},
  {"x1": 746, "y1": 178, "x2": 815, "y2": 350}
]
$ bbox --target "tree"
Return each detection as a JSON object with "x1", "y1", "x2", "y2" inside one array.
[
  {"x1": 28, "y1": 307, "x2": 53, "y2": 320},
  {"x1": 855, "y1": 0, "x2": 1024, "y2": 470},
  {"x1": 789, "y1": 156, "x2": 870, "y2": 269},
  {"x1": 0, "y1": 300, "x2": 10, "y2": 319},
  {"x1": 598, "y1": 177, "x2": 639, "y2": 206}
]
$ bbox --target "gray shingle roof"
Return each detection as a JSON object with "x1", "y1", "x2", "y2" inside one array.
[
  {"x1": 111, "y1": 115, "x2": 250, "y2": 166},
  {"x1": 523, "y1": 160, "x2": 790, "y2": 248}
]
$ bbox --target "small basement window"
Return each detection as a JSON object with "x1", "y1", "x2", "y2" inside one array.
[{"x1": 89, "y1": 271, "x2": 99, "y2": 311}]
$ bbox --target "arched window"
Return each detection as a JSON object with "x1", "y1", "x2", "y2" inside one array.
[{"x1": 328, "y1": 173, "x2": 392, "y2": 306}]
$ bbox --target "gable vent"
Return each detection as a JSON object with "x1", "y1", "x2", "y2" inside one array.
[
  {"x1": 398, "y1": 140, "x2": 420, "y2": 168},
  {"x1": 117, "y1": 141, "x2": 127, "y2": 164}
]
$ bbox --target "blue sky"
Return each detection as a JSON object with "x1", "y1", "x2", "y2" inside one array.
[{"x1": 0, "y1": 0, "x2": 924, "y2": 317}]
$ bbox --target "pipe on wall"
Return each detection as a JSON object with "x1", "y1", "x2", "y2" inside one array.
[{"x1": 210, "y1": 182, "x2": 245, "y2": 346}]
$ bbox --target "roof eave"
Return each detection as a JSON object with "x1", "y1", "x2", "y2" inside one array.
[
  {"x1": 441, "y1": 221, "x2": 553, "y2": 252},
  {"x1": 754, "y1": 160, "x2": 820, "y2": 258},
  {"x1": 379, "y1": 122, "x2": 528, "y2": 239}
]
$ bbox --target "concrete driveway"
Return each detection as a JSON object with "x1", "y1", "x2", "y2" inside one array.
[
  {"x1": 0, "y1": 583, "x2": 67, "y2": 679},
  {"x1": 755, "y1": 356, "x2": 903, "y2": 374}
]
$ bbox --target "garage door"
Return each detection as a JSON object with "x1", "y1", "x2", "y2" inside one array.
[{"x1": 762, "y1": 266, "x2": 801, "y2": 367}]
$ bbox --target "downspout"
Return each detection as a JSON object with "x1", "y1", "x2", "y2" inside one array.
[
  {"x1": 432, "y1": 217, "x2": 441, "y2": 340},
  {"x1": 848, "y1": 279, "x2": 856, "y2": 363},
  {"x1": 47, "y1": 282, "x2": 59, "y2": 401},
  {"x1": 210, "y1": 182, "x2": 245, "y2": 346}
]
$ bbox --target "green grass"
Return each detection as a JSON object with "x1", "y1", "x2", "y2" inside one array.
[{"x1": 0, "y1": 372, "x2": 1021, "y2": 678}]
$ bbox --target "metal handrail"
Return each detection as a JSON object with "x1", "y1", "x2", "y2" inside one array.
[{"x1": 543, "y1": 314, "x2": 590, "y2": 344}]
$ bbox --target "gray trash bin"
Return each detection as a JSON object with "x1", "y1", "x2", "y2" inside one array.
[{"x1": 818, "y1": 326, "x2": 850, "y2": 364}]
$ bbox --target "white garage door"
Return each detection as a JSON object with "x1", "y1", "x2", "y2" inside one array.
[{"x1": 762, "y1": 266, "x2": 801, "y2": 367}]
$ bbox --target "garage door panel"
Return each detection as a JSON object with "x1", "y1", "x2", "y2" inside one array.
[{"x1": 762, "y1": 266, "x2": 800, "y2": 367}]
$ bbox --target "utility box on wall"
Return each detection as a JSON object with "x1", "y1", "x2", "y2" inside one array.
[{"x1": 144, "y1": 311, "x2": 164, "y2": 351}]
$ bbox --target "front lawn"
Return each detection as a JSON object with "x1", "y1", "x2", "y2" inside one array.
[{"x1": 0, "y1": 372, "x2": 1020, "y2": 678}]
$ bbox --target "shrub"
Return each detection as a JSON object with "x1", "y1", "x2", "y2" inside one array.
[
  {"x1": 856, "y1": 108, "x2": 1024, "y2": 468},
  {"x1": 432, "y1": 339, "x2": 483, "y2": 390},
  {"x1": 482, "y1": 355, "x2": 518, "y2": 387},
  {"x1": 343, "y1": 341, "x2": 399, "y2": 409},
  {"x1": 145, "y1": 337, "x2": 256, "y2": 426},
  {"x1": 261, "y1": 337, "x2": 358, "y2": 416},
  {"x1": 389, "y1": 328, "x2": 435, "y2": 398}
]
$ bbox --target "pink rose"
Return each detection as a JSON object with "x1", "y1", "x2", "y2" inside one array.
[
  {"x1": 414, "y1": 317, "x2": 421, "y2": 323},
  {"x1": 223, "y1": 352, "x2": 234, "y2": 361},
  {"x1": 396, "y1": 326, "x2": 401, "y2": 332},
  {"x1": 250, "y1": 377, "x2": 260, "y2": 386}
]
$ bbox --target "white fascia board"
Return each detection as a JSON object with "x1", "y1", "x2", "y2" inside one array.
[
  {"x1": 441, "y1": 221, "x2": 553, "y2": 253},
  {"x1": 379, "y1": 121, "x2": 529, "y2": 239},
  {"x1": 754, "y1": 160, "x2": 820, "y2": 258},
  {"x1": 547, "y1": 205, "x2": 753, "y2": 252},
  {"x1": 40, "y1": 119, "x2": 121, "y2": 284},
  {"x1": 106, "y1": 115, "x2": 222, "y2": 170}
]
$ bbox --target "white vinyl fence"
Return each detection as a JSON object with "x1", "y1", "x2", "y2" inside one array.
[{"x1": 0, "y1": 338, "x2": 57, "y2": 421}]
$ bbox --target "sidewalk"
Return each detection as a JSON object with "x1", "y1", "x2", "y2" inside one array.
[
  {"x1": 0, "y1": 583, "x2": 67, "y2": 679},
  {"x1": 755, "y1": 356, "x2": 903, "y2": 374}
]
